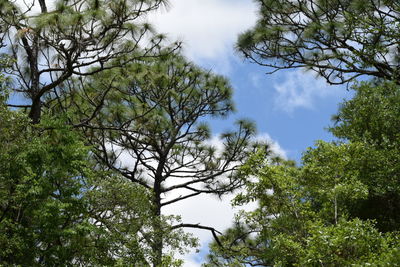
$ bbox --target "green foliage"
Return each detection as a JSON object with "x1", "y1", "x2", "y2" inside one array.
[
  {"x1": 0, "y1": 55, "x2": 12, "y2": 99},
  {"x1": 72, "y1": 55, "x2": 255, "y2": 198},
  {"x1": 60, "y1": 54, "x2": 257, "y2": 266},
  {"x1": 85, "y1": 174, "x2": 154, "y2": 266},
  {"x1": 1, "y1": 0, "x2": 258, "y2": 263},
  {"x1": 1, "y1": 21, "x2": 256, "y2": 263},
  {"x1": 329, "y1": 81, "x2": 400, "y2": 231},
  {"x1": 300, "y1": 219, "x2": 399, "y2": 267},
  {"x1": 85, "y1": 174, "x2": 195, "y2": 266},
  {"x1": 0, "y1": 97, "x2": 160, "y2": 265},
  {"x1": 0, "y1": 104, "x2": 94, "y2": 265},
  {"x1": 332, "y1": 80, "x2": 400, "y2": 145},
  {"x1": 1, "y1": 0, "x2": 175, "y2": 122},
  {"x1": 206, "y1": 148, "x2": 400, "y2": 266},
  {"x1": 238, "y1": 0, "x2": 400, "y2": 84},
  {"x1": 302, "y1": 141, "x2": 368, "y2": 223},
  {"x1": 206, "y1": 80, "x2": 400, "y2": 266}
]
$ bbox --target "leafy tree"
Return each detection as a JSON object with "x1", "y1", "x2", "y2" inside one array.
[
  {"x1": 0, "y1": 91, "x2": 160, "y2": 265},
  {"x1": 205, "y1": 148, "x2": 400, "y2": 266},
  {"x1": 0, "y1": 1, "x2": 262, "y2": 265},
  {"x1": 205, "y1": 81, "x2": 400, "y2": 266},
  {"x1": 330, "y1": 80, "x2": 400, "y2": 231},
  {"x1": 72, "y1": 55, "x2": 257, "y2": 266},
  {"x1": 1, "y1": 0, "x2": 177, "y2": 123},
  {"x1": 205, "y1": 80, "x2": 400, "y2": 265},
  {"x1": 0, "y1": 103, "x2": 94, "y2": 265},
  {"x1": 238, "y1": 0, "x2": 400, "y2": 84},
  {"x1": 332, "y1": 80, "x2": 400, "y2": 144},
  {"x1": 85, "y1": 172, "x2": 170, "y2": 266}
]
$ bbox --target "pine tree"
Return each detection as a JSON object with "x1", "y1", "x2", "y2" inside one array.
[
  {"x1": 1, "y1": 0, "x2": 178, "y2": 123},
  {"x1": 238, "y1": 0, "x2": 400, "y2": 84},
  {"x1": 73, "y1": 55, "x2": 257, "y2": 266}
]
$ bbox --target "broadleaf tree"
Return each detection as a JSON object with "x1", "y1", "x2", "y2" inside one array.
[
  {"x1": 0, "y1": 61, "x2": 159, "y2": 265},
  {"x1": 205, "y1": 143, "x2": 400, "y2": 266},
  {"x1": 329, "y1": 80, "x2": 400, "y2": 231},
  {"x1": 205, "y1": 80, "x2": 400, "y2": 266},
  {"x1": 0, "y1": 100, "x2": 94, "y2": 265},
  {"x1": 0, "y1": 90, "x2": 163, "y2": 265}
]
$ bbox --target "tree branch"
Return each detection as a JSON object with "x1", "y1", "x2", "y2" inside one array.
[{"x1": 171, "y1": 223, "x2": 223, "y2": 247}]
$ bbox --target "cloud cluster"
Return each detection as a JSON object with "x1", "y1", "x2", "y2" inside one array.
[
  {"x1": 148, "y1": 0, "x2": 256, "y2": 63},
  {"x1": 273, "y1": 70, "x2": 343, "y2": 113}
]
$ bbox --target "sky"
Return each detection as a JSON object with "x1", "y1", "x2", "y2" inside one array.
[{"x1": 148, "y1": 0, "x2": 353, "y2": 266}]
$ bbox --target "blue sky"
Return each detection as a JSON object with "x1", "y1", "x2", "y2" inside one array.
[
  {"x1": 150, "y1": 0, "x2": 353, "y2": 163},
  {"x1": 149, "y1": 0, "x2": 354, "y2": 265},
  {"x1": 204, "y1": 59, "x2": 352, "y2": 162}
]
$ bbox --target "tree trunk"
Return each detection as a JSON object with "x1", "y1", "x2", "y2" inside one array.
[
  {"x1": 29, "y1": 97, "x2": 41, "y2": 124},
  {"x1": 152, "y1": 179, "x2": 163, "y2": 267},
  {"x1": 27, "y1": 34, "x2": 41, "y2": 124}
]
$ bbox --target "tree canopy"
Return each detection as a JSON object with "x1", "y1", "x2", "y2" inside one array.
[
  {"x1": 238, "y1": 0, "x2": 400, "y2": 84},
  {"x1": 1, "y1": 0, "x2": 177, "y2": 122},
  {"x1": 0, "y1": 93, "x2": 163, "y2": 265},
  {"x1": 71, "y1": 55, "x2": 257, "y2": 266},
  {"x1": 205, "y1": 81, "x2": 400, "y2": 266}
]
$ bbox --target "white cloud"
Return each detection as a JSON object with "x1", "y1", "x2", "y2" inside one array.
[
  {"x1": 182, "y1": 258, "x2": 203, "y2": 267},
  {"x1": 273, "y1": 70, "x2": 343, "y2": 113},
  {"x1": 163, "y1": 188, "x2": 257, "y2": 266},
  {"x1": 148, "y1": 0, "x2": 257, "y2": 64},
  {"x1": 249, "y1": 72, "x2": 264, "y2": 90}
]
